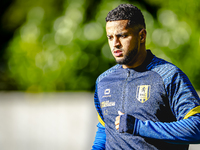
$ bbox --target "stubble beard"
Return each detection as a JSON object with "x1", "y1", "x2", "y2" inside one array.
[{"x1": 115, "y1": 47, "x2": 138, "y2": 65}]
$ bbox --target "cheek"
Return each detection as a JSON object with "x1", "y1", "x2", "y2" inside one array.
[
  {"x1": 128, "y1": 38, "x2": 138, "y2": 49},
  {"x1": 122, "y1": 40, "x2": 133, "y2": 49},
  {"x1": 108, "y1": 41, "x2": 113, "y2": 49},
  {"x1": 123, "y1": 36, "x2": 133, "y2": 45}
]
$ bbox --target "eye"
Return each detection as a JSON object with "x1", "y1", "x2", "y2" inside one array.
[
  {"x1": 107, "y1": 36, "x2": 113, "y2": 40},
  {"x1": 121, "y1": 35, "x2": 128, "y2": 38}
]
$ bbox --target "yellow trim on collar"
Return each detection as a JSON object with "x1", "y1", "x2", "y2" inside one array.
[
  {"x1": 184, "y1": 105, "x2": 200, "y2": 119},
  {"x1": 98, "y1": 113, "x2": 105, "y2": 127}
]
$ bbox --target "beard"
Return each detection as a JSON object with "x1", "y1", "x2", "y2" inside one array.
[{"x1": 115, "y1": 47, "x2": 138, "y2": 65}]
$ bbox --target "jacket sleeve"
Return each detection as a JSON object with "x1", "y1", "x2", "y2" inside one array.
[
  {"x1": 92, "y1": 123, "x2": 106, "y2": 150},
  {"x1": 92, "y1": 82, "x2": 106, "y2": 149},
  {"x1": 134, "y1": 113, "x2": 200, "y2": 144},
  {"x1": 133, "y1": 63, "x2": 200, "y2": 143}
]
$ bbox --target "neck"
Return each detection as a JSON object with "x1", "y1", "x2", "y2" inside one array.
[{"x1": 122, "y1": 48, "x2": 147, "y2": 69}]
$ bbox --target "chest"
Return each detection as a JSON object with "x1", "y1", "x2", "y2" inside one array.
[{"x1": 97, "y1": 69, "x2": 174, "y2": 123}]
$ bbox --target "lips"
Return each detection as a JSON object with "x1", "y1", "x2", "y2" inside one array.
[{"x1": 113, "y1": 50, "x2": 123, "y2": 57}]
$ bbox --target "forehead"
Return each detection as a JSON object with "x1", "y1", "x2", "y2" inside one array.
[{"x1": 106, "y1": 20, "x2": 131, "y2": 34}]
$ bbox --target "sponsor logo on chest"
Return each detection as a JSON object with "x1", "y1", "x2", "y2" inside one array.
[{"x1": 101, "y1": 89, "x2": 115, "y2": 108}]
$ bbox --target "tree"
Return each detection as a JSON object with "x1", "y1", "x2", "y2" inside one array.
[{"x1": 1, "y1": 0, "x2": 200, "y2": 91}]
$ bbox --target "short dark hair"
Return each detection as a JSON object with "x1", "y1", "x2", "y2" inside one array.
[{"x1": 105, "y1": 4, "x2": 146, "y2": 29}]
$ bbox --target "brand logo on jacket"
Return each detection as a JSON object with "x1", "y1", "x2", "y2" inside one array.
[
  {"x1": 101, "y1": 101, "x2": 115, "y2": 108},
  {"x1": 136, "y1": 85, "x2": 151, "y2": 103},
  {"x1": 103, "y1": 89, "x2": 111, "y2": 98}
]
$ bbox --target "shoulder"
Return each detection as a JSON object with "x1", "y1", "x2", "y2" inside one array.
[
  {"x1": 147, "y1": 55, "x2": 184, "y2": 83},
  {"x1": 96, "y1": 64, "x2": 121, "y2": 84},
  {"x1": 148, "y1": 55, "x2": 179, "y2": 73}
]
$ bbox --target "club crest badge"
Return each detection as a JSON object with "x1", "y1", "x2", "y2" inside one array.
[{"x1": 136, "y1": 85, "x2": 151, "y2": 103}]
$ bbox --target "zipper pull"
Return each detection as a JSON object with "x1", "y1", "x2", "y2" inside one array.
[{"x1": 127, "y1": 70, "x2": 130, "y2": 77}]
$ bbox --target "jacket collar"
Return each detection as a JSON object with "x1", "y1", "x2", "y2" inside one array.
[{"x1": 120, "y1": 50, "x2": 154, "y2": 72}]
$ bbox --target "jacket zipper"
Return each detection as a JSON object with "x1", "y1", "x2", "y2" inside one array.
[{"x1": 121, "y1": 69, "x2": 130, "y2": 113}]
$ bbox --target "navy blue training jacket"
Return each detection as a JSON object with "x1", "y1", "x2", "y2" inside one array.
[{"x1": 92, "y1": 50, "x2": 200, "y2": 150}]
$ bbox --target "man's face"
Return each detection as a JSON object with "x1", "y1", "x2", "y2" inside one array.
[{"x1": 106, "y1": 20, "x2": 140, "y2": 66}]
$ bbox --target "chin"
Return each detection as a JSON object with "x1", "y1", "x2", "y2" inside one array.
[
  {"x1": 115, "y1": 59, "x2": 126, "y2": 64},
  {"x1": 115, "y1": 56, "x2": 133, "y2": 65}
]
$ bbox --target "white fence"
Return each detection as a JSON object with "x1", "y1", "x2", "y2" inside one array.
[{"x1": 0, "y1": 92, "x2": 199, "y2": 150}]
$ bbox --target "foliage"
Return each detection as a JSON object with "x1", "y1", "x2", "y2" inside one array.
[{"x1": 1, "y1": 0, "x2": 200, "y2": 91}]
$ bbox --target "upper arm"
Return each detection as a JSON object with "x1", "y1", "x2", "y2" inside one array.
[{"x1": 92, "y1": 123, "x2": 106, "y2": 150}]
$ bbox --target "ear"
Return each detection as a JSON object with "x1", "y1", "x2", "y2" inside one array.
[{"x1": 139, "y1": 29, "x2": 146, "y2": 43}]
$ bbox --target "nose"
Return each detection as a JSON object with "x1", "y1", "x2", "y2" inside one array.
[{"x1": 113, "y1": 37, "x2": 121, "y2": 48}]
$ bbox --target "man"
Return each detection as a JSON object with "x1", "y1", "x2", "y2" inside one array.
[{"x1": 92, "y1": 4, "x2": 200, "y2": 150}]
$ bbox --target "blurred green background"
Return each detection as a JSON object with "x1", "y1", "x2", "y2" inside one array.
[{"x1": 1, "y1": 0, "x2": 200, "y2": 92}]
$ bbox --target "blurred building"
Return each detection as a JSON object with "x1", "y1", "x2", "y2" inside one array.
[{"x1": 0, "y1": 92, "x2": 199, "y2": 150}]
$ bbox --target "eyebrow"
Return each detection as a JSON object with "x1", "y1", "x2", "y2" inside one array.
[{"x1": 107, "y1": 32, "x2": 128, "y2": 37}]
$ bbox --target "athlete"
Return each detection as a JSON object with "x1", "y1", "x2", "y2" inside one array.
[{"x1": 92, "y1": 4, "x2": 200, "y2": 150}]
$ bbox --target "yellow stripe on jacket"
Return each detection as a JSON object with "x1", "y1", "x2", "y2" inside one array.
[
  {"x1": 184, "y1": 105, "x2": 200, "y2": 119},
  {"x1": 98, "y1": 113, "x2": 105, "y2": 127}
]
